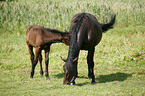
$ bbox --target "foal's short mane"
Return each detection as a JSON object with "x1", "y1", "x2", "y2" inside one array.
[{"x1": 41, "y1": 27, "x2": 68, "y2": 35}]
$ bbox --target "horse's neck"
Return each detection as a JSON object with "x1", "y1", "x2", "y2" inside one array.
[{"x1": 67, "y1": 33, "x2": 80, "y2": 60}]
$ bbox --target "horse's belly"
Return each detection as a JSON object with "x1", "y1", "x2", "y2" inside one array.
[{"x1": 80, "y1": 35, "x2": 102, "y2": 50}]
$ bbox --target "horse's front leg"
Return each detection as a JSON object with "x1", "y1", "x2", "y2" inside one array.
[
  {"x1": 70, "y1": 61, "x2": 78, "y2": 85},
  {"x1": 87, "y1": 48, "x2": 96, "y2": 83},
  {"x1": 70, "y1": 76, "x2": 76, "y2": 85},
  {"x1": 45, "y1": 47, "x2": 50, "y2": 80}
]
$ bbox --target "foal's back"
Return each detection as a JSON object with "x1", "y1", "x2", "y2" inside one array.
[
  {"x1": 26, "y1": 25, "x2": 44, "y2": 47},
  {"x1": 26, "y1": 25, "x2": 63, "y2": 47}
]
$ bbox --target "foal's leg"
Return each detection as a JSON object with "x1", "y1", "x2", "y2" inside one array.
[
  {"x1": 30, "y1": 47, "x2": 41, "y2": 78},
  {"x1": 39, "y1": 51, "x2": 43, "y2": 77},
  {"x1": 28, "y1": 45, "x2": 34, "y2": 65},
  {"x1": 87, "y1": 48, "x2": 96, "y2": 83},
  {"x1": 27, "y1": 45, "x2": 34, "y2": 78},
  {"x1": 44, "y1": 47, "x2": 50, "y2": 80}
]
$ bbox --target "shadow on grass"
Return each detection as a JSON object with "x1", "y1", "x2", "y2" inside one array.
[
  {"x1": 54, "y1": 72, "x2": 132, "y2": 86},
  {"x1": 96, "y1": 72, "x2": 132, "y2": 83},
  {"x1": 75, "y1": 72, "x2": 132, "y2": 86},
  {"x1": 54, "y1": 72, "x2": 64, "y2": 78}
]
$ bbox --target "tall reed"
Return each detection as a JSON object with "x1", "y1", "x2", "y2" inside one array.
[{"x1": 0, "y1": 0, "x2": 144, "y2": 34}]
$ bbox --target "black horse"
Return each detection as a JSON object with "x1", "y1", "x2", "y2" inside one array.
[{"x1": 61, "y1": 13, "x2": 116, "y2": 85}]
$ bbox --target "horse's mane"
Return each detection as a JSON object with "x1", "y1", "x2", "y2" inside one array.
[
  {"x1": 66, "y1": 13, "x2": 86, "y2": 72},
  {"x1": 69, "y1": 13, "x2": 85, "y2": 56}
]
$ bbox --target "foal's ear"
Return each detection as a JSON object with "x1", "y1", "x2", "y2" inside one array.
[
  {"x1": 73, "y1": 57, "x2": 78, "y2": 62},
  {"x1": 60, "y1": 56, "x2": 67, "y2": 62}
]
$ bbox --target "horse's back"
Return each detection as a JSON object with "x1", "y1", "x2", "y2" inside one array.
[{"x1": 71, "y1": 13, "x2": 102, "y2": 50}]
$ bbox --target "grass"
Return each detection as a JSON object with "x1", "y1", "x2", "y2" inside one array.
[
  {"x1": 0, "y1": 0, "x2": 145, "y2": 95},
  {"x1": 0, "y1": 26, "x2": 145, "y2": 95}
]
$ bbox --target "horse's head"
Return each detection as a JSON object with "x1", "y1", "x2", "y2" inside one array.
[
  {"x1": 62, "y1": 30, "x2": 70, "y2": 46},
  {"x1": 60, "y1": 56, "x2": 78, "y2": 85}
]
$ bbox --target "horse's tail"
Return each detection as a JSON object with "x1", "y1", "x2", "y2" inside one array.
[{"x1": 101, "y1": 15, "x2": 116, "y2": 33}]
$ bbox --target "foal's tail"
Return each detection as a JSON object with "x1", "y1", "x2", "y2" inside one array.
[{"x1": 101, "y1": 15, "x2": 116, "y2": 33}]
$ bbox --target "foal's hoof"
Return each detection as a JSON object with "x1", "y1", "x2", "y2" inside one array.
[
  {"x1": 46, "y1": 76, "x2": 50, "y2": 80},
  {"x1": 46, "y1": 77, "x2": 49, "y2": 80},
  {"x1": 40, "y1": 72, "x2": 44, "y2": 77},
  {"x1": 30, "y1": 76, "x2": 33, "y2": 79}
]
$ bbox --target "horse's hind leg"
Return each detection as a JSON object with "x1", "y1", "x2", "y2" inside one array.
[
  {"x1": 87, "y1": 48, "x2": 96, "y2": 83},
  {"x1": 44, "y1": 47, "x2": 50, "y2": 80},
  {"x1": 39, "y1": 51, "x2": 43, "y2": 77},
  {"x1": 30, "y1": 47, "x2": 41, "y2": 78}
]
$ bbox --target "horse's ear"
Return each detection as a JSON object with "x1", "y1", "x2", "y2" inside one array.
[
  {"x1": 73, "y1": 57, "x2": 78, "y2": 62},
  {"x1": 60, "y1": 56, "x2": 67, "y2": 62}
]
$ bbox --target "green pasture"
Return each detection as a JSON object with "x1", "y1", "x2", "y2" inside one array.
[{"x1": 0, "y1": 0, "x2": 145, "y2": 95}]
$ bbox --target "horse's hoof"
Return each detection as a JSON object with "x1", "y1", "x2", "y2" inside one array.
[
  {"x1": 89, "y1": 77, "x2": 96, "y2": 84},
  {"x1": 30, "y1": 76, "x2": 33, "y2": 79},
  {"x1": 91, "y1": 81, "x2": 96, "y2": 84},
  {"x1": 70, "y1": 82, "x2": 75, "y2": 85},
  {"x1": 40, "y1": 73, "x2": 43, "y2": 77},
  {"x1": 70, "y1": 83, "x2": 74, "y2": 85}
]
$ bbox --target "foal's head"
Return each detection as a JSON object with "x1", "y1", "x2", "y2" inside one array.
[{"x1": 61, "y1": 33, "x2": 70, "y2": 46}]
